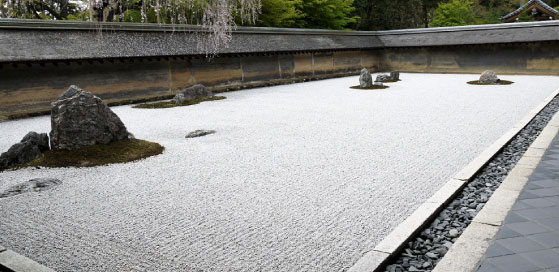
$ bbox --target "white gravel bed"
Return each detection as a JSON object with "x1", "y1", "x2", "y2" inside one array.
[{"x1": 0, "y1": 73, "x2": 557, "y2": 272}]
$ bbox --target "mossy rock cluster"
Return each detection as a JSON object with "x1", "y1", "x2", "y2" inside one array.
[
  {"x1": 467, "y1": 80, "x2": 514, "y2": 85},
  {"x1": 25, "y1": 139, "x2": 164, "y2": 168},
  {"x1": 133, "y1": 96, "x2": 226, "y2": 109},
  {"x1": 350, "y1": 85, "x2": 390, "y2": 90}
]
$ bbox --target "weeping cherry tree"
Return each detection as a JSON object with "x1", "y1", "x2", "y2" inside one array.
[{"x1": 0, "y1": 0, "x2": 261, "y2": 54}]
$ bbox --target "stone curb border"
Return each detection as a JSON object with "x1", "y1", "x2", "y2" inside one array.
[
  {"x1": 432, "y1": 104, "x2": 559, "y2": 271},
  {"x1": 348, "y1": 88, "x2": 559, "y2": 272},
  {"x1": 0, "y1": 245, "x2": 56, "y2": 272}
]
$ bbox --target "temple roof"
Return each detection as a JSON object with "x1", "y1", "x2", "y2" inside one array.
[{"x1": 501, "y1": 0, "x2": 558, "y2": 21}]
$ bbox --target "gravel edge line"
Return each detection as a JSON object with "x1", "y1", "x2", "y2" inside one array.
[
  {"x1": 348, "y1": 88, "x2": 559, "y2": 272},
  {"x1": 0, "y1": 247, "x2": 56, "y2": 272}
]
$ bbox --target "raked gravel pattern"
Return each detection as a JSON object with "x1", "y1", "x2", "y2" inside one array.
[{"x1": 0, "y1": 74, "x2": 558, "y2": 272}]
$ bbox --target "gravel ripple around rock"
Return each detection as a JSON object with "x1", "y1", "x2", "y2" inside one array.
[{"x1": 382, "y1": 95, "x2": 559, "y2": 272}]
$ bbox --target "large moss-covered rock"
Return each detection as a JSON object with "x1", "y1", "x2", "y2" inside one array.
[{"x1": 50, "y1": 85, "x2": 131, "y2": 150}]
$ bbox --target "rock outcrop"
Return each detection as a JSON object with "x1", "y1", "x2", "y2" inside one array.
[
  {"x1": 174, "y1": 84, "x2": 214, "y2": 104},
  {"x1": 390, "y1": 71, "x2": 400, "y2": 81},
  {"x1": 376, "y1": 74, "x2": 391, "y2": 82},
  {"x1": 479, "y1": 70, "x2": 500, "y2": 84},
  {"x1": 359, "y1": 68, "x2": 373, "y2": 88},
  {"x1": 0, "y1": 132, "x2": 50, "y2": 170},
  {"x1": 50, "y1": 85, "x2": 130, "y2": 150}
]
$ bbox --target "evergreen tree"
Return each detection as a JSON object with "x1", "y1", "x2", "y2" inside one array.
[
  {"x1": 295, "y1": 0, "x2": 358, "y2": 30},
  {"x1": 431, "y1": 0, "x2": 478, "y2": 27},
  {"x1": 352, "y1": 0, "x2": 442, "y2": 30},
  {"x1": 255, "y1": 0, "x2": 303, "y2": 28}
]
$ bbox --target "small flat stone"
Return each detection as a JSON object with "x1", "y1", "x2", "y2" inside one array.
[{"x1": 185, "y1": 130, "x2": 216, "y2": 138}]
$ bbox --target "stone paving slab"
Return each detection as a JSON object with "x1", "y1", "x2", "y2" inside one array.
[{"x1": 477, "y1": 132, "x2": 559, "y2": 272}]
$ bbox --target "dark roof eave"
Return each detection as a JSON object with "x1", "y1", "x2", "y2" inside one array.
[{"x1": 501, "y1": 0, "x2": 558, "y2": 20}]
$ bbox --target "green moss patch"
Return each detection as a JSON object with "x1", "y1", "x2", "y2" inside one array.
[
  {"x1": 350, "y1": 85, "x2": 390, "y2": 90},
  {"x1": 26, "y1": 139, "x2": 164, "y2": 168},
  {"x1": 467, "y1": 80, "x2": 514, "y2": 85},
  {"x1": 132, "y1": 96, "x2": 226, "y2": 109}
]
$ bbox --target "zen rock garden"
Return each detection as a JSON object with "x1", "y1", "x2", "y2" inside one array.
[
  {"x1": 1, "y1": 73, "x2": 559, "y2": 272},
  {"x1": 133, "y1": 84, "x2": 226, "y2": 109},
  {"x1": 0, "y1": 83, "x2": 226, "y2": 171},
  {"x1": 0, "y1": 85, "x2": 163, "y2": 171},
  {"x1": 468, "y1": 70, "x2": 514, "y2": 85},
  {"x1": 355, "y1": 68, "x2": 400, "y2": 89}
]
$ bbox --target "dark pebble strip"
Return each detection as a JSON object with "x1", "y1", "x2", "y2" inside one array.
[{"x1": 382, "y1": 95, "x2": 559, "y2": 272}]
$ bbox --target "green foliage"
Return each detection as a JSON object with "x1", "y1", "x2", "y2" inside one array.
[
  {"x1": 516, "y1": 11, "x2": 537, "y2": 22},
  {"x1": 145, "y1": 8, "x2": 157, "y2": 23},
  {"x1": 0, "y1": 0, "x2": 82, "y2": 20},
  {"x1": 248, "y1": 0, "x2": 357, "y2": 29},
  {"x1": 122, "y1": 9, "x2": 141, "y2": 22},
  {"x1": 352, "y1": 0, "x2": 448, "y2": 30},
  {"x1": 431, "y1": 0, "x2": 478, "y2": 27},
  {"x1": 295, "y1": 0, "x2": 358, "y2": 29},
  {"x1": 256, "y1": 0, "x2": 303, "y2": 27},
  {"x1": 4, "y1": 0, "x2": 559, "y2": 31},
  {"x1": 67, "y1": 11, "x2": 90, "y2": 21},
  {"x1": 353, "y1": 0, "x2": 425, "y2": 30},
  {"x1": 480, "y1": 2, "x2": 502, "y2": 24}
]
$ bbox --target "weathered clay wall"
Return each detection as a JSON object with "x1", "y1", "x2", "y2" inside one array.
[
  {"x1": 380, "y1": 42, "x2": 559, "y2": 75},
  {"x1": 0, "y1": 50, "x2": 380, "y2": 119},
  {"x1": 2, "y1": 19, "x2": 559, "y2": 119}
]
